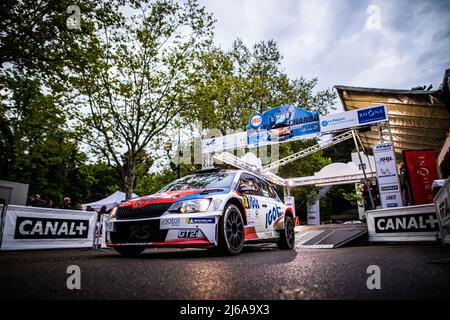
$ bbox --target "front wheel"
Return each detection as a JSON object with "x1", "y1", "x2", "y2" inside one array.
[
  {"x1": 218, "y1": 204, "x2": 245, "y2": 255},
  {"x1": 277, "y1": 215, "x2": 295, "y2": 250},
  {"x1": 114, "y1": 246, "x2": 145, "y2": 257}
]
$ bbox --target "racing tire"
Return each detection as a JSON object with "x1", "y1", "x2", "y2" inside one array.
[
  {"x1": 114, "y1": 246, "x2": 145, "y2": 257},
  {"x1": 277, "y1": 215, "x2": 295, "y2": 250},
  {"x1": 218, "y1": 203, "x2": 245, "y2": 255}
]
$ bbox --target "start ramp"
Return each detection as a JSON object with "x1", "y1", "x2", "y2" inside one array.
[{"x1": 295, "y1": 224, "x2": 368, "y2": 249}]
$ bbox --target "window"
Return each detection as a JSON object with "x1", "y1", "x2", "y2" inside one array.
[
  {"x1": 159, "y1": 172, "x2": 236, "y2": 192},
  {"x1": 259, "y1": 179, "x2": 271, "y2": 198},
  {"x1": 259, "y1": 179, "x2": 278, "y2": 199},
  {"x1": 268, "y1": 185, "x2": 280, "y2": 200},
  {"x1": 238, "y1": 173, "x2": 261, "y2": 196}
]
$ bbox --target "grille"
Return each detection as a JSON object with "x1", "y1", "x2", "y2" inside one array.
[
  {"x1": 110, "y1": 220, "x2": 168, "y2": 243},
  {"x1": 116, "y1": 203, "x2": 172, "y2": 220}
]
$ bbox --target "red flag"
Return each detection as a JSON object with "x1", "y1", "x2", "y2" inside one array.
[{"x1": 403, "y1": 150, "x2": 438, "y2": 205}]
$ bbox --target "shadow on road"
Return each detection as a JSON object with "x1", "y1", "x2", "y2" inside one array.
[{"x1": 105, "y1": 244, "x2": 298, "y2": 262}]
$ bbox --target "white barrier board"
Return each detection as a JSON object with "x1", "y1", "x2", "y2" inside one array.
[
  {"x1": 434, "y1": 178, "x2": 450, "y2": 245},
  {"x1": 0, "y1": 205, "x2": 97, "y2": 250},
  {"x1": 366, "y1": 204, "x2": 439, "y2": 242}
]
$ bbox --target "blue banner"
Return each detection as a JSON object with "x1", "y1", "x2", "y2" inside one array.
[{"x1": 246, "y1": 105, "x2": 320, "y2": 147}]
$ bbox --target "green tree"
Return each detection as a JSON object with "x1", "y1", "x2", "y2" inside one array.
[
  {"x1": 67, "y1": 0, "x2": 214, "y2": 199},
  {"x1": 0, "y1": 75, "x2": 85, "y2": 204},
  {"x1": 0, "y1": 0, "x2": 124, "y2": 80},
  {"x1": 185, "y1": 39, "x2": 336, "y2": 133}
]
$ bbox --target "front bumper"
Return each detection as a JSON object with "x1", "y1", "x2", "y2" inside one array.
[{"x1": 105, "y1": 212, "x2": 221, "y2": 248}]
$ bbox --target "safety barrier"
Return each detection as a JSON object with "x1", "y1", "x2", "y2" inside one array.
[
  {"x1": 435, "y1": 177, "x2": 450, "y2": 245},
  {"x1": 0, "y1": 205, "x2": 98, "y2": 251},
  {"x1": 366, "y1": 204, "x2": 440, "y2": 242}
]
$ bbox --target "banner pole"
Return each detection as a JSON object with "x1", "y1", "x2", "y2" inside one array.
[
  {"x1": 352, "y1": 130, "x2": 376, "y2": 210},
  {"x1": 0, "y1": 204, "x2": 8, "y2": 251}
]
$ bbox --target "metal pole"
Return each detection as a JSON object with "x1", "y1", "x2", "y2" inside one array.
[
  {"x1": 177, "y1": 130, "x2": 181, "y2": 179},
  {"x1": 0, "y1": 204, "x2": 7, "y2": 251},
  {"x1": 352, "y1": 130, "x2": 376, "y2": 210}
]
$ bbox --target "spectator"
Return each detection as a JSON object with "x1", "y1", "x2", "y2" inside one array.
[
  {"x1": 46, "y1": 199, "x2": 55, "y2": 208},
  {"x1": 0, "y1": 198, "x2": 6, "y2": 205},
  {"x1": 30, "y1": 194, "x2": 44, "y2": 207},
  {"x1": 60, "y1": 197, "x2": 72, "y2": 209},
  {"x1": 97, "y1": 205, "x2": 107, "y2": 220},
  {"x1": 86, "y1": 205, "x2": 93, "y2": 212},
  {"x1": 75, "y1": 203, "x2": 83, "y2": 210}
]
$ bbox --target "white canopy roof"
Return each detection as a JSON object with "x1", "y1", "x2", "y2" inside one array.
[
  {"x1": 82, "y1": 191, "x2": 138, "y2": 211},
  {"x1": 288, "y1": 161, "x2": 377, "y2": 187}
]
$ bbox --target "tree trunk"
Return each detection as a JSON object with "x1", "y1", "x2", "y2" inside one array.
[{"x1": 122, "y1": 163, "x2": 136, "y2": 200}]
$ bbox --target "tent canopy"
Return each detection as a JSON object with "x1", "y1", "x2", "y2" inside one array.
[
  {"x1": 288, "y1": 161, "x2": 376, "y2": 187},
  {"x1": 335, "y1": 81, "x2": 450, "y2": 156},
  {"x1": 82, "y1": 191, "x2": 138, "y2": 211}
]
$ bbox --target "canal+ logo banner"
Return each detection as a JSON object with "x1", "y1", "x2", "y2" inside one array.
[
  {"x1": 0, "y1": 205, "x2": 98, "y2": 251},
  {"x1": 246, "y1": 105, "x2": 320, "y2": 147}
]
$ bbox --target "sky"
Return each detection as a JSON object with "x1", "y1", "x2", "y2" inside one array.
[{"x1": 199, "y1": 0, "x2": 450, "y2": 107}]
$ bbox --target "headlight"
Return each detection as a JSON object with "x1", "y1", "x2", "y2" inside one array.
[
  {"x1": 169, "y1": 198, "x2": 211, "y2": 214},
  {"x1": 108, "y1": 207, "x2": 117, "y2": 219}
]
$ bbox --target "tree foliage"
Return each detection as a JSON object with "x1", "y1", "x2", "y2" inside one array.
[
  {"x1": 184, "y1": 39, "x2": 336, "y2": 133},
  {"x1": 67, "y1": 0, "x2": 215, "y2": 198}
]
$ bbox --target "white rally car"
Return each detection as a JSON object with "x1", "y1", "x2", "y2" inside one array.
[{"x1": 106, "y1": 169, "x2": 295, "y2": 256}]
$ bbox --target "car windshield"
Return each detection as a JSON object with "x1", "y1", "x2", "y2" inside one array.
[{"x1": 159, "y1": 172, "x2": 236, "y2": 192}]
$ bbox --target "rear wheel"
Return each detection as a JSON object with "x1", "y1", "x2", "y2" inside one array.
[
  {"x1": 218, "y1": 204, "x2": 245, "y2": 255},
  {"x1": 114, "y1": 246, "x2": 145, "y2": 257},
  {"x1": 277, "y1": 215, "x2": 295, "y2": 250}
]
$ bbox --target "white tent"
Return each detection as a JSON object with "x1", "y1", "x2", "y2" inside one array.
[{"x1": 82, "y1": 191, "x2": 138, "y2": 212}]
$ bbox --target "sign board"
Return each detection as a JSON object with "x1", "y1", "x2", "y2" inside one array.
[
  {"x1": 434, "y1": 178, "x2": 450, "y2": 244},
  {"x1": 307, "y1": 201, "x2": 320, "y2": 225},
  {"x1": 202, "y1": 131, "x2": 247, "y2": 154},
  {"x1": 351, "y1": 152, "x2": 376, "y2": 172},
  {"x1": 320, "y1": 105, "x2": 388, "y2": 133},
  {"x1": 284, "y1": 196, "x2": 296, "y2": 217},
  {"x1": 366, "y1": 204, "x2": 439, "y2": 242},
  {"x1": 403, "y1": 150, "x2": 438, "y2": 205},
  {"x1": 246, "y1": 106, "x2": 320, "y2": 147},
  {"x1": 372, "y1": 143, "x2": 403, "y2": 208},
  {"x1": 0, "y1": 205, "x2": 97, "y2": 251}
]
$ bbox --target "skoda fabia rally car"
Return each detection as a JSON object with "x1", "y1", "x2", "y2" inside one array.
[{"x1": 106, "y1": 169, "x2": 295, "y2": 256}]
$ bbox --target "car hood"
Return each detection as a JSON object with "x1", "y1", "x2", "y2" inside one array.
[{"x1": 119, "y1": 188, "x2": 230, "y2": 208}]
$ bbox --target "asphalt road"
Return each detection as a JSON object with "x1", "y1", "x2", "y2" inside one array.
[{"x1": 1, "y1": 241, "x2": 450, "y2": 300}]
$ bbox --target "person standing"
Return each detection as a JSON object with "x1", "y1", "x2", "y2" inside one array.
[
  {"x1": 30, "y1": 194, "x2": 44, "y2": 207},
  {"x1": 60, "y1": 197, "x2": 72, "y2": 209}
]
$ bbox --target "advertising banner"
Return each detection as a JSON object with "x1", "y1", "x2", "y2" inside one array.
[
  {"x1": 307, "y1": 201, "x2": 320, "y2": 225},
  {"x1": 434, "y1": 178, "x2": 450, "y2": 244},
  {"x1": 284, "y1": 196, "x2": 296, "y2": 217},
  {"x1": 202, "y1": 131, "x2": 247, "y2": 154},
  {"x1": 366, "y1": 204, "x2": 439, "y2": 242},
  {"x1": 403, "y1": 150, "x2": 438, "y2": 205},
  {"x1": 246, "y1": 106, "x2": 320, "y2": 147},
  {"x1": 373, "y1": 143, "x2": 403, "y2": 208},
  {"x1": 320, "y1": 105, "x2": 388, "y2": 133},
  {"x1": 0, "y1": 205, "x2": 97, "y2": 251}
]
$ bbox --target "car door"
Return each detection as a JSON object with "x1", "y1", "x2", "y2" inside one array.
[
  {"x1": 258, "y1": 179, "x2": 284, "y2": 235},
  {"x1": 237, "y1": 173, "x2": 267, "y2": 234}
]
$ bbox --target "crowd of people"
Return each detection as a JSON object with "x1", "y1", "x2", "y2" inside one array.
[
  {"x1": 27, "y1": 194, "x2": 109, "y2": 218},
  {"x1": 28, "y1": 195, "x2": 85, "y2": 210}
]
